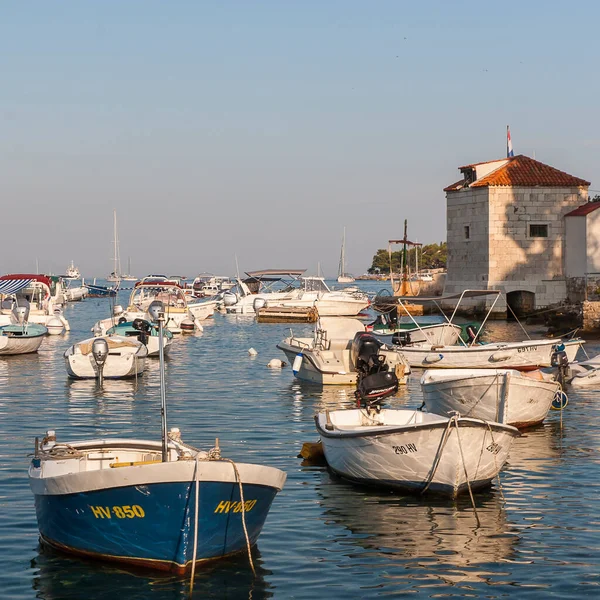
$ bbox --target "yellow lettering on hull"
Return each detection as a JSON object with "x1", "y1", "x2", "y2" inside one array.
[{"x1": 214, "y1": 499, "x2": 257, "y2": 514}]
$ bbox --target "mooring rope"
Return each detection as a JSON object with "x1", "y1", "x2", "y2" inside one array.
[
  {"x1": 189, "y1": 455, "x2": 201, "y2": 597},
  {"x1": 452, "y1": 417, "x2": 481, "y2": 527},
  {"x1": 484, "y1": 421, "x2": 506, "y2": 505}
]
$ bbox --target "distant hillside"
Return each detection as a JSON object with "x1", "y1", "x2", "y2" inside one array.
[{"x1": 368, "y1": 242, "x2": 447, "y2": 274}]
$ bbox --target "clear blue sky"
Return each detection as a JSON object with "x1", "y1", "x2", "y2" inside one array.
[{"x1": 2, "y1": 1, "x2": 598, "y2": 278}]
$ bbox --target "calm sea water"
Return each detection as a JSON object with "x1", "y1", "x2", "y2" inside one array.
[{"x1": 1, "y1": 282, "x2": 599, "y2": 599}]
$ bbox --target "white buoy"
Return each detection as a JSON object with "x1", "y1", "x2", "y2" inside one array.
[
  {"x1": 46, "y1": 317, "x2": 64, "y2": 336},
  {"x1": 267, "y1": 359, "x2": 286, "y2": 368},
  {"x1": 248, "y1": 348, "x2": 258, "y2": 356}
]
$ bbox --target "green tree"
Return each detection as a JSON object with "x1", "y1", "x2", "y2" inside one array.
[{"x1": 368, "y1": 242, "x2": 447, "y2": 274}]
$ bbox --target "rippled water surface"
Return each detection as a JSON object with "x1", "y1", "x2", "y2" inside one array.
[{"x1": 1, "y1": 283, "x2": 599, "y2": 599}]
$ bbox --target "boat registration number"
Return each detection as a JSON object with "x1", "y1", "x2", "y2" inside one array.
[
  {"x1": 517, "y1": 346, "x2": 537, "y2": 352},
  {"x1": 486, "y1": 443, "x2": 501, "y2": 455},
  {"x1": 89, "y1": 505, "x2": 145, "y2": 519},
  {"x1": 214, "y1": 499, "x2": 257, "y2": 514},
  {"x1": 392, "y1": 443, "x2": 418, "y2": 455}
]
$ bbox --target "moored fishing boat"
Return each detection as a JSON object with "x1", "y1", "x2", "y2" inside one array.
[
  {"x1": 421, "y1": 368, "x2": 561, "y2": 428},
  {"x1": 29, "y1": 300, "x2": 286, "y2": 573},
  {"x1": 315, "y1": 408, "x2": 519, "y2": 496}
]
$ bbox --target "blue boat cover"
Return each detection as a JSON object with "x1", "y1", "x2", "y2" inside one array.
[{"x1": 0, "y1": 278, "x2": 34, "y2": 295}]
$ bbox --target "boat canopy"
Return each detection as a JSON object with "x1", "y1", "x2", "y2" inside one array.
[
  {"x1": 395, "y1": 290, "x2": 501, "y2": 304},
  {"x1": 245, "y1": 269, "x2": 306, "y2": 279},
  {"x1": 0, "y1": 277, "x2": 36, "y2": 295}
]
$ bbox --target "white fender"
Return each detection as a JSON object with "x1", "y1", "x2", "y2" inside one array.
[
  {"x1": 424, "y1": 353, "x2": 443, "y2": 364},
  {"x1": 292, "y1": 353, "x2": 303, "y2": 375},
  {"x1": 490, "y1": 350, "x2": 513, "y2": 362}
]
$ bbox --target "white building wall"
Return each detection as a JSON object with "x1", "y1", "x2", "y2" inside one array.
[
  {"x1": 565, "y1": 216, "x2": 586, "y2": 277},
  {"x1": 586, "y1": 210, "x2": 600, "y2": 275}
]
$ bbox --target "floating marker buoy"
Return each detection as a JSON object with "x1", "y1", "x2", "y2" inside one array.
[
  {"x1": 248, "y1": 348, "x2": 258, "y2": 356},
  {"x1": 551, "y1": 390, "x2": 568, "y2": 410},
  {"x1": 292, "y1": 352, "x2": 303, "y2": 375},
  {"x1": 267, "y1": 359, "x2": 286, "y2": 368}
]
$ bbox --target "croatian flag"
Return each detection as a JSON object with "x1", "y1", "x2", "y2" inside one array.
[{"x1": 507, "y1": 126, "x2": 514, "y2": 157}]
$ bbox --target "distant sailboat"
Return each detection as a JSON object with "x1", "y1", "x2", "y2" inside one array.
[
  {"x1": 337, "y1": 227, "x2": 355, "y2": 283},
  {"x1": 106, "y1": 210, "x2": 122, "y2": 283},
  {"x1": 121, "y1": 257, "x2": 138, "y2": 282}
]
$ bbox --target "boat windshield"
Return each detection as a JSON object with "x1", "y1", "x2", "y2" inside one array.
[{"x1": 301, "y1": 277, "x2": 330, "y2": 293}]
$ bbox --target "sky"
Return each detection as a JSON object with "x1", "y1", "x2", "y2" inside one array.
[{"x1": 2, "y1": 1, "x2": 599, "y2": 279}]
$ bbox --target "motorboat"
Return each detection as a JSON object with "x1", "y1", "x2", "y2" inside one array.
[
  {"x1": 385, "y1": 337, "x2": 583, "y2": 370},
  {"x1": 93, "y1": 281, "x2": 198, "y2": 334},
  {"x1": 420, "y1": 368, "x2": 561, "y2": 428},
  {"x1": 63, "y1": 280, "x2": 88, "y2": 302},
  {"x1": 104, "y1": 318, "x2": 174, "y2": 357},
  {"x1": 192, "y1": 274, "x2": 235, "y2": 297},
  {"x1": 64, "y1": 261, "x2": 81, "y2": 280},
  {"x1": 0, "y1": 306, "x2": 47, "y2": 355},
  {"x1": 85, "y1": 279, "x2": 118, "y2": 298},
  {"x1": 315, "y1": 408, "x2": 519, "y2": 497},
  {"x1": 223, "y1": 270, "x2": 305, "y2": 314},
  {"x1": 0, "y1": 275, "x2": 69, "y2": 334},
  {"x1": 64, "y1": 335, "x2": 148, "y2": 379},
  {"x1": 277, "y1": 276, "x2": 369, "y2": 317},
  {"x1": 380, "y1": 290, "x2": 584, "y2": 370},
  {"x1": 564, "y1": 354, "x2": 600, "y2": 387},
  {"x1": 30, "y1": 301, "x2": 286, "y2": 573},
  {"x1": 277, "y1": 318, "x2": 410, "y2": 385}
]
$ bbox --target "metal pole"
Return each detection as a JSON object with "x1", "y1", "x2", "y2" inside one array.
[{"x1": 158, "y1": 313, "x2": 168, "y2": 462}]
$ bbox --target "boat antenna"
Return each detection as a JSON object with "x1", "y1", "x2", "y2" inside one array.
[
  {"x1": 235, "y1": 254, "x2": 241, "y2": 281},
  {"x1": 148, "y1": 300, "x2": 168, "y2": 461}
]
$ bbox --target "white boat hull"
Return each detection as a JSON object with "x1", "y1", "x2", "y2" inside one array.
[
  {"x1": 383, "y1": 338, "x2": 583, "y2": 370},
  {"x1": 64, "y1": 336, "x2": 148, "y2": 379},
  {"x1": 373, "y1": 323, "x2": 462, "y2": 346},
  {"x1": 421, "y1": 369, "x2": 559, "y2": 428},
  {"x1": 316, "y1": 409, "x2": 519, "y2": 496},
  {"x1": 187, "y1": 299, "x2": 218, "y2": 321},
  {"x1": 0, "y1": 329, "x2": 46, "y2": 355}
]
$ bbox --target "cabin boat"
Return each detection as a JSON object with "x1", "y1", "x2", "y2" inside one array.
[
  {"x1": 64, "y1": 261, "x2": 81, "y2": 280},
  {"x1": 105, "y1": 319, "x2": 174, "y2": 357}
]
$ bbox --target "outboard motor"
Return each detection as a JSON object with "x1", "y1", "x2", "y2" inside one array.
[
  {"x1": 131, "y1": 318, "x2": 151, "y2": 345},
  {"x1": 222, "y1": 292, "x2": 238, "y2": 307},
  {"x1": 551, "y1": 342, "x2": 570, "y2": 387},
  {"x1": 253, "y1": 297, "x2": 267, "y2": 312},
  {"x1": 351, "y1": 332, "x2": 399, "y2": 408},
  {"x1": 391, "y1": 331, "x2": 411, "y2": 346}
]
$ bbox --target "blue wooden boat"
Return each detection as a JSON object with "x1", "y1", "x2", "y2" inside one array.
[
  {"x1": 28, "y1": 300, "x2": 286, "y2": 573},
  {"x1": 29, "y1": 434, "x2": 285, "y2": 572}
]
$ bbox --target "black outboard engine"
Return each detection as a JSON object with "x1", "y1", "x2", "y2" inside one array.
[
  {"x1": 351, "y1": 332, "x2": 399, "y2": 408},
  {"x1": 551, "y1": 342, "x2": 570, "y2": 387},
  {"x1": 130, "y1": 318, "x2": 152, "y2": 345},
  {"x1": 391, "y1": 331, "x2": 411, "y2": 346}
]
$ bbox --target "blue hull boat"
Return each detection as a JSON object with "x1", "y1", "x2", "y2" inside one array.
[{"x1": 29, "y1": 435, "x2": 285, "y2": 573}]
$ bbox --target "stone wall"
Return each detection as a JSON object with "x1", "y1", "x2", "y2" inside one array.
[{"x1": 582, "y1": 301, "x2": 600, "y2": 331}]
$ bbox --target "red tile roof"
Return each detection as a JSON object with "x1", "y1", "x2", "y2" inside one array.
[
  {"x1": 445, "y1": 154, "x2": 590, "y2": 191},
  {"x1": 564, "y1": 202, "x2": 600, "y2": 217}
]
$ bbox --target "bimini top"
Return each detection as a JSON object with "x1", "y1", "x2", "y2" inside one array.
[
  {"x1": 245, "y1": 269, "x2": 306, "y2": 280},
  {"x1": 0, "y1": 274, "x2": 51, "y2": 292},
  {"x1": 394, "y1": 289, "x2": 501, "y2": 304}
]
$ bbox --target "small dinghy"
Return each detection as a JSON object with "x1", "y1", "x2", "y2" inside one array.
[
  {"x1": 315, "y1": 408, "x2": 519, "y2": 497},
  {"x1": 64, "y1": 335, "x2": 148, "y2": 379},
  {"x1": 421, "y1": 369, "x2": 560, "y2": 429},
  {"x1": 0, "y1": 322, "x2": 47, "y2": 355}
]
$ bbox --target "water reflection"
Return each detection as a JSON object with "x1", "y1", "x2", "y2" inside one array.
[
  {"x1": 315, "y1": 472, "x2": 519, "y2": 586},
  {"x1": 31, "y1": 544, "x2": 273, "y2": 599}
]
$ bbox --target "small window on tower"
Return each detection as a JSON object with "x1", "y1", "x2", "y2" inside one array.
[
  {"x1": 464, "y1": 225, "x2": 470, "y2": 240},
  {"x1": 529, "y1": 224, "x2": 548, "y2": 238}
]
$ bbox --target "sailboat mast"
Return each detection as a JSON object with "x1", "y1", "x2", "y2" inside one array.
[
  {"x1": 338, "y1": 227, "x2": 346, "y2": 278},
  {"x1": 112, "y1": 210, "x2": 122, "y2": 279}
]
